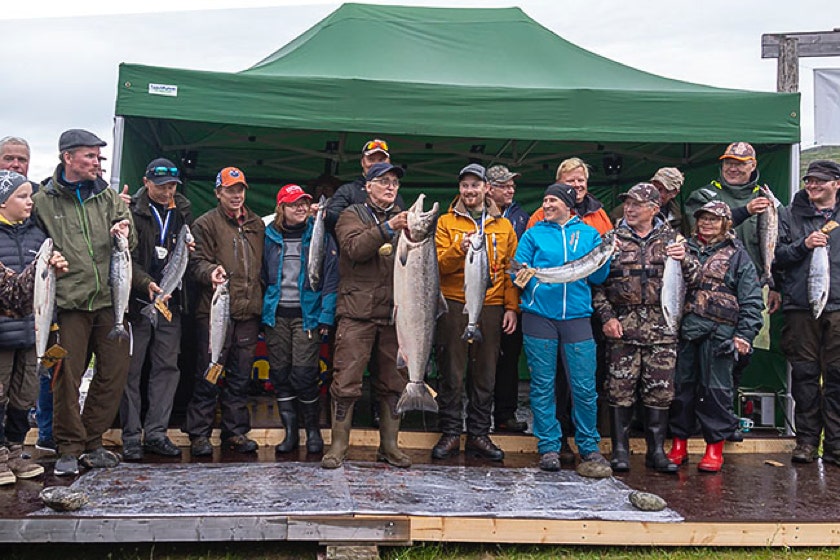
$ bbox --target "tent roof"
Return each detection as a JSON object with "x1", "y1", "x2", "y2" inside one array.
[{"x1": 116, "y1": 3, "x2": 799, "y2": 144}]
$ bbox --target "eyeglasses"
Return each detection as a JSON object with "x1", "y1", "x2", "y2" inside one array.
[
  {"x1": 371, "y1": 178, "x2": 400, "y2": 188},
  {"x1": 804, "y1": 177, "x2": 832, "y2": 186},
  {"x1": 721, "y1": 159, "x2": 752, "y2": 168},
  {"x1": 491, "y1": 183, "x2": 515, "y2": 191},
  {"x1": 148, "y1": 166, "x2": 179, "y2": 177},
  {"x1": 697, "y1": 215, "x2": 723, "y2": 223},
  {"x1": 363, "y1": 140, "x2": 389, "y2": 153}
]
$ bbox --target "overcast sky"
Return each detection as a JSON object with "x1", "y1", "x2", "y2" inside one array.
[{"x1": 3, "y1": 0, "x2": 839, "y2": 182}]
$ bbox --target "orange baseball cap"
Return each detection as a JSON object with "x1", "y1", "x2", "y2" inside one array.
[{"x1": 215, "y1": 167, "x2": 248, "y2": 188}]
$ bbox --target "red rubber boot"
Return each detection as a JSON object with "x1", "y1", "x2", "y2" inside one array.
[
  {"x1": 666, "y1": 438, "x2": 689, "y2": 466},
  {"x1": 697, "y1": 441, "x2": 725, "y2": 472}
]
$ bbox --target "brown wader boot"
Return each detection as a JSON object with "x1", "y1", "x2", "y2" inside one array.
[
  {"x1": 321, "y1": 399, "x2": 354, "y2": 469},
  {"x1": 376, "y1": 398, "x2": 411, "y2": 468}
]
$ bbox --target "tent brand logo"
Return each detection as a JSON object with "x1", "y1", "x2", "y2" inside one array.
[{"x1": 148, "y1": 83, "x2": 178, "y2": 97}]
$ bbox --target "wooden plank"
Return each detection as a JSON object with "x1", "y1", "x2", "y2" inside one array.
[
  {"x1": 762, "y1": 31, "x2": 840, "y2": 58},
  {"x1": 288, "y1": 516, "x2": 409, "y2": 542},
  {"x1": 408, "y1": 517, "x2": 840, "y2": 547}
]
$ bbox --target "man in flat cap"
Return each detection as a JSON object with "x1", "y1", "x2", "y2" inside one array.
[
  {"x1": 774, "y1": 160, "x2": 840, "y2": 466},
  {"x1": 593, "y1": 183, "x2": 698, "y2": 474},
  {"x1": 32, "y1": 129, "x2": 137, "y2": 476}
]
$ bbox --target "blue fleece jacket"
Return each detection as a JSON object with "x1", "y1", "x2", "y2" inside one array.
[{"x1": 514, "y1": 216, "x2": 609, "y2": 321}]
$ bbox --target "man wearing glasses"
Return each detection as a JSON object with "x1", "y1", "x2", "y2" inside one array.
[
  {"x1": 325, "y1": 138, "x2": 405, "y2": 234},
  {"x1": 119, "y1": 158, "x2": 193, "y2": 461},
  {"x1": 32, "y1": 129, "x2": 136, "y2": 476},
  {"x1": 486, "y1": 165, "x2": 528, "y2": 434},
  {"x1": 775, "y1": 160, "x2": 840, "y2": 466}
]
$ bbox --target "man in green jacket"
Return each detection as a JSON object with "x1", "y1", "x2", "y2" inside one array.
[{"x1": 32, "y1": 129, "x2": 137, "y2": 477}]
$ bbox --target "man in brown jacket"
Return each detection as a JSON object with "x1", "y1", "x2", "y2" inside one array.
[
  {"x1": 321, "y1": 162, "x2": 410, "y2": 469},
  {"x1": 183, "y1": 167, "x2": 265, "y2": 457}
]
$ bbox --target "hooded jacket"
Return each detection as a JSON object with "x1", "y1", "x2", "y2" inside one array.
[
  {"x1": 32, "y1": 164, "x2": 137, "y2": 312},
  {"x1": 775, "y1": 189, "x2": 840, "y2": 313},
  {"x1": 515, "y1": 215, "x2": 609, "y2": 321},
  {"x1": 436, "y1": 196, "x2": 519, "y2": 312}
]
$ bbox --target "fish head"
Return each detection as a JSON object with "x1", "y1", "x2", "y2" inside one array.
[
  {"x1": 184, "y1": 224, "x2": 194, "y2": 244},
  {"x1": 112, "y1": 232, "x2": 130, "y2": 252},
  {"x1": 36, "y1": 238, "x2": 54, "y2": 263},
  {"x1": 406, "y1": 194, "x2": 439, "y2": 242}
]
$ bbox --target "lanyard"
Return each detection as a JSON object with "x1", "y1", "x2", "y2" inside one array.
[{"x1": 149, "y1": 204, "x2": 172, "y2": 246}]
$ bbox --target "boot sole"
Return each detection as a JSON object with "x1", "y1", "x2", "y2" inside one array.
[
  {"x1": 376, "y1": 453, "x2": 411, "y2": 468},
  {"x1": 14, "y1": 468, "x2": 45, "y2": 479},
  {"x1": 466, "y1": 450, "x2": 504, "y2": 461}
]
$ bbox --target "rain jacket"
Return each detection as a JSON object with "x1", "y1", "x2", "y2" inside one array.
[{"x1": 0, "y1": 218, "x2": 45, "y2": 348}]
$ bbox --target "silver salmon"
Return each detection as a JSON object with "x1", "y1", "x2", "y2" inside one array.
[
  {"x1": 307, "y1": 195, "x2": 327, "y2": 290},
  {"x1": 462, "y1": 230, "x2": 490, "y2": 343},
  {"x1": 141, "y1": 224, "x2": 193, "y2": 327},
  {"x1": 33, "y1": 238, "x2": 56, "y2": 360},
  {"x1": 808, "y1": 244, "x2": 830, "y2": 319},
  {"x1": 661, "y1": 254, "x2": 685, "y2": 335},
  {"x1": 512, "y1": 230, "x2": 616, "y2": 284},
  {"x1": 108, "y1": 233, "x2": 132, "y2": 340},
  {"x1": 393, "y1": 195, "x2": 444, "y2": 414},
  {"x1": 756, "y1": 185, "x2": 779, "y2": 288},
  {"x1": 205, "y1": 279, "x2": 231, "y2": 381}
]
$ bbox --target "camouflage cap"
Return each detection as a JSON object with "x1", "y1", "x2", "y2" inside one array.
[
  {"x1": 650, "y1": 167, "x2": 684, "y2": 192},
  {"x1": 486, "y1": 165, "x2": 521, "y2": 185},
  {"x1": 719, "y1": 142, "x2": 756, "y2": 162},
  {"x1": 619, "y1": 182, "x2": 660, "y2": 204},
  {"x1": 693, "y1": 200, "x2": 732, "y2": 220}
]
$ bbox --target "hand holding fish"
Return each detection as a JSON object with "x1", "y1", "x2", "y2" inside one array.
[
  {"x1": 148, "y1": 281, "x2": 171, "y2": 305},
  {"x1": 746, "y1": 196, "x2": 773, "y2": 215},
  {"x1": 665, "y1": 242, "x2": 685, "y2": 261},
  {"x1": 210, "y1": 265, "x2": 227, "y2": 288},
  {"x1": 805, "y1": 230, "x2": 829, "y2": 249},
  {"x1": 603, "y1": 318, "x2": 623, "y2": 339},
  {"x1": 49, "y1": 251, "x2": 68, "y2": 275},
  {"x1": 110, "y1": 219, "x2": 131, "y2": 238},
  {"x1": 387, "y1": 211, "x2": 408, "y2": 233}
]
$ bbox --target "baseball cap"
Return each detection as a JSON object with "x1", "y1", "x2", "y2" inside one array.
[
  {"x1": 459, "y1": 163, "x2": 487, "y2": 181},
  {"x1": 650, "y1": 167, "x2": 684, "y2": 192},
  {"x1": 365, "y1": 162, "x2": 404, "y2": 182},
  {"x1": 719, "y1": 142, "x2": 756, "y2": 162},
  {"x1": 362, "y1": 138, "x2": 390, "y2": 158},
  {"x1": 215, "y1": 167, "x2": 248, "y2": 189},
  {"x1": 59, "y1": 129, "x2": 107, "y2": 152},
  {"x1": 544, "y1": 183, "x2": 577, "y2": 209},
  {"x1": 619, "y1": 183, "x2": 661, "y2": 204},
  {"x1": 276, "y1": 183, "x2": 312, "y2": 205},
  {"x1": 803, "y1": 160, "x2": 840, "y2": 182},
  {"x1": 144, "y1": 158, "x2": 182, "y2": 185},
  {"x1": 693, "y1": 200, "x2": 732, "y2": 220},
  {"x1": 486, "y1": 165, "x2": 521, "y2": 185}
]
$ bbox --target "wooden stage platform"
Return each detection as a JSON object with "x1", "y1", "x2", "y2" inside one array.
[{"x1": 1, "y1": 427, "x2": 839, "y2": 548}]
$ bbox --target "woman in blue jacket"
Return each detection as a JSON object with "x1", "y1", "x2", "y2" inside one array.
[
  {"x1": 262, "y1": 184, "x2": 338, "y2": 455},
  {"x1": 515, "y1": 183, "x2": 611, "y2": 477}
]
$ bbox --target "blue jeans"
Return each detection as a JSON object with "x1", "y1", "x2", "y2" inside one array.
[{"x1": 36, "y1": 367, "x2": 53, "y2": 442}]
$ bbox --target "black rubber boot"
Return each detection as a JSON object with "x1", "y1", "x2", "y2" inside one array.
[
  {"x1": 300, "y1": 398, "x2": 324, "y2": 454},
  {"x1": 644, "y1": 406, "x2": 678, "y2": 474},
  {"x1": 610, "y1": 406, "x2": 633, "y2": 472},
  {"x1": 275, "y1": 399, "x2": 299, "y2": 454}
]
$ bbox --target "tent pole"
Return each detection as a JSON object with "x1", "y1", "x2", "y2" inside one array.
[{"x1": 110, "y1": 116, "x2": 126, "y2": 192}]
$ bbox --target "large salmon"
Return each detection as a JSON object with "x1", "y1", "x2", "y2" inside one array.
[
  {"x1": 33, "y1": 238, "x2": 55, "y2": 360},
  {"x1": 307, "y1": 195, "x2": 327, "y2": 290},
  {"x1": 393, "y1": 195, "x2": 444, "y2": 414},
  {"x1": 756, "y1": 185, "x2": 779, "y2": 288},
  {"x1": 141, "y1": 224, "x2": 193, "y2": 327},
  {"x1": 205, "y1": 279, "x2": 230, "y2": 383},
  {"x1": 809, "y1": 244, "x2": 830, "y2": 319},
  {"x1": 661, "y1": 252, "x2": 685, "y2": 335},
  {"x1": 511, "y1": 230, "x2": 616, "y2": 284},
  {"x1": 462, "y1": 230, "x2": 490, "y2": 343},
  {"x1": 108, "y1": 233, "x2": 132, "y2": 340}
]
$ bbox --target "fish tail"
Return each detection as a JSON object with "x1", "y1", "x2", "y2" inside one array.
[
  {"x1": 107, "y1": 324, "x2": 130, "y2": 341},
  {"x1": 395, "y1": 382, "x2": 439, "y2": 414},
  {"x1": 140, "y1": 304, "x2": 158, "y2": 328},
  {"x1": 461, "y1": 325, "x2": 483, "y2": 344},
  {"x1": 760, "y1": 272, "x2": 774, "y2": 289}
]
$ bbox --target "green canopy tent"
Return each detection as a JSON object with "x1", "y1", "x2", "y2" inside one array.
[{"x1": 112, "y1": 3, "x2": 800, "y2": 423}]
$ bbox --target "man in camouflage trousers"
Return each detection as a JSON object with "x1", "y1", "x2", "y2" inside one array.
[{"x1": 592, "y1": 183, "x2": 699, "y2": 473}]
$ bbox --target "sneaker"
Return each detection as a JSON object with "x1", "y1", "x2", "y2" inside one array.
[
  {"x1": 7, "y1": 445, "x2": 44, "y2": 479},
  {"x1": 577, "y1": 451, "x2": 613, "y2": 478},
  {"x1": 539, "y1": 451, "x2": 561, "y2": 472},
  {"x1": 122, "y1": 440, "x2": 144, "y2": 462},
  {"x1": 144, "y1": 437, "x2": 182, "y2": 457},
  {"x1": 36, "y1": 438, "x2": 58, "y2": 456},
  {"x1": 54, "y1": 454, "x2": 80, "y2": 477},
  {"x1": 79, "y1": 447, "x2": 121, "y2": 469},
  {"x1": 0, "y1": 447, "x2": 16, "y2": 485},
  {"x1": 190, "y1": 436, "x2": 213, "y2": 457},
  {"x1": 791, "y1": 443, "x2": 819, "y2": 464},
  {"x1": 223, "y1": 435, "x2": 258, "y2": 454}
]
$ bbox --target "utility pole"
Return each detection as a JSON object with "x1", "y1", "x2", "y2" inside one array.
[{"x1": 762, "y1": 29, "x2": 840, "y2": 92}]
